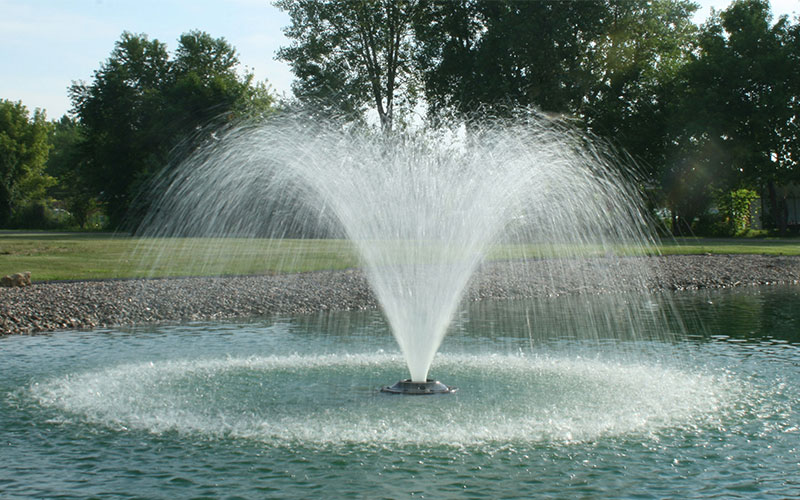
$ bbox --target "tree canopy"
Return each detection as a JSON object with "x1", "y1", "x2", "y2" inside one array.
[
  {"x1": 276, "y1": 0, "x2": 798, "y2": 235},
  {"x1": 0, "y1": 100, "x2": 53, "y2": 226},
  {"x1": 415, "y1": 0, "x2": 608, "y2": 118},
  {"x1": 276, "y1": 0, "x2": 423, "y2": 131},
  {"x1": 670, "y1": 0, "x2": 799, "y2": 231},
  {"x1": 3, "y1": 2, "x2": 798, "y2": 235},
  {"x1": 45, "y1": 115, "x2": 96, "y2": 228},
  {"x1": 69, "y1": 30, "x2": 274, "y2": 228}
]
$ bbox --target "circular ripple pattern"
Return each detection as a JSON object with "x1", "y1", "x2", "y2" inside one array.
[{"x1": 31, "y1": 353, "x2": 741, "y2": 447}]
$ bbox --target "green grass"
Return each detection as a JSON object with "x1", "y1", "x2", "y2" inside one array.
[
  {"x1": 0, "y1": 232, "x2": 359, "y2": 281},
  {"x1": 1, "y1": 231, "x2": 797, "y2": 282},
  {"x1": 659, "y1": 237, "x2": 800, "y2": 256}
]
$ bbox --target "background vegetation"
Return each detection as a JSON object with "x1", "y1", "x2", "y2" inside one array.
[{"x1": 1, "y1": 0, "x2": 798, "y2": 237}]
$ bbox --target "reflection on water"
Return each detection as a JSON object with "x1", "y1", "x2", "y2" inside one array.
[
  {"x1": 1, "y1": 285, "x2": 798, "y2": 499},
  {"x1": 691, "y1": 285, "x2": 800, "y2": 343}
]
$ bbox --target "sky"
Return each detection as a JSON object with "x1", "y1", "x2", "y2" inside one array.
[{"x1": 1, "y1": 0, "x2": 797, "y2": 119}]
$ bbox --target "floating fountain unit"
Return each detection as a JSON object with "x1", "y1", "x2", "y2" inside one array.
[{"x1": 380, "y1": 378, "x2": 456, "y2": 395}]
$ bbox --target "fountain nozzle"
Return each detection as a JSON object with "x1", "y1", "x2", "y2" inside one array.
[{"x1": 380, "y1": 379, "x2": 456, "y2": 395}]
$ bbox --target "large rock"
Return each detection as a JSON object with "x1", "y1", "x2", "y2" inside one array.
[{"x1": 1, "y1": 271, "x2": 32, "y2": 287}]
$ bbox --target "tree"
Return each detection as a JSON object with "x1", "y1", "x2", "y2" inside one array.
[
  {"x1": 276, "y1": 0, "x2": 422, "y2": 131},
  {"x1": 70, "y1": 31, "x2": 274, "y2": 228},
  {"x1": 415, "y1": 0, "x2": 698, "y2": 174},
  {"x1": 415, "y1": 0, "x2": 608, "y2": 119},
  {"x1": 167, "y1": 31, "x2": 272, "y2": 132},
  {"x1": 0, "y1": 100, "x2": 53, "y2": 227},
  {"x1": 677, "y1": 0, "x2": 798, "y2": 232},
  {"x1": 581, "y1": 0, "x2": 698, "y2": 171},
  {"x1": 70, "y1": 32, "x2": 171, "y2": 227},
  {"x1": 46, "y1": 115, "x2": 98, "y2": 228},
  {"x1": 783, "y1": 20, "x2": 800, "y2": 186}
]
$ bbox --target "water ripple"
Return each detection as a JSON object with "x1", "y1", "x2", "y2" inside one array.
[{"x1": 30, "y1": 352, "x2": 743, "y2": 448}]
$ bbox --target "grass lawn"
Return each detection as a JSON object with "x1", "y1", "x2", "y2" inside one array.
[
  {"x1": 659, "y1": 237, "x2": 800, "y2": 256},
  {"x1": 0, "y1": 232, "x2": 360, "y2": 281},
  {"x1": 1, "y1": 231, "x2": 797, "y2": 282}
]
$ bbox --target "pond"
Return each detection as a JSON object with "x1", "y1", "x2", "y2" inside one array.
[{"x1": 2, "y1": 285, "x2": 798, "y2": 499}]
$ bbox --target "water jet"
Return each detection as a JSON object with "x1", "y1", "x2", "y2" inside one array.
[{"x1": 138, "y1": 113, "x2": 657, "y2": 387}]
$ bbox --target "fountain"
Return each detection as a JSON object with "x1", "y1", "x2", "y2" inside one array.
[
  {"x1": 5, "y1": 114, "x2": 800, "y2": 498},
  {"x1": 138, "y1": 113, "x2": 655, "y2": 392}
]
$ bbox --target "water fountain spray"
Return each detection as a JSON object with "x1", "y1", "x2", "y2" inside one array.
[{"x1": 138, "y1": 113, "x2": 653, "y2": 393}]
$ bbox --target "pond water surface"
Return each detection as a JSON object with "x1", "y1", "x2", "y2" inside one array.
[{"x1": 2, "y1": 286, "x2": 798, "y2": 499}]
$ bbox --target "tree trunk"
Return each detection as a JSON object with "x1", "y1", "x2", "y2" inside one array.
[
  {"x1": 767, "y1": 180, "x2": 787, "y2": 234},
  {"x1": 671, "y1": 209, "x2": 679, "y2": 236},
  {"x1": 0, "y1": 185, "x2": 12, "y2": 227}
]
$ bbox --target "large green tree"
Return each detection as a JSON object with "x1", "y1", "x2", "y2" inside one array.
[
  {"x1": 414, "y1": 0, "x2": 698, "y2": 184},
  {"x1": 415, "y1": 0, "x2": 608, "y2": 118},
  {"x1": 70, "y1": 32, "x2": 172, "y2": 227},
  {"x1": 675, "y1": 0, "x2": 798, "y2": 232},
  {"x1": 581, "y1": 0, "x2": 698, "y2": 170},
  {"x1": 276, "y1": 0, "x2": 422, "y2": 131},
  {"x1": 70, "y1": 31, "x2": 273, "y2": 228},
  {"x1": 167, "y1": 31, "x2": 274, "y2": 133},
  {"x1": 0, "y1": 100, "x2": 53, "y2": 227}
]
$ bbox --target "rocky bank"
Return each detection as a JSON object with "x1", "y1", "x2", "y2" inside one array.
[{"x1": 2, "y1": 254, "x2": 799, "y2": 335}]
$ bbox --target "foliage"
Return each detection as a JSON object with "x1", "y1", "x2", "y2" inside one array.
[
  {"x1": 674, "y1": 0, "x2": 799, "y2": 232},
  {"x1": 415, "y1": 0, "x2": 701, "y2": 217},
  {"x1": 274, "y1": 0, "x2": 798, "y2": 239},
  {"x1": 661, "y1": 157, "x2": 718, "y2": 235},
  {"x1": 0, "y1": 100, "x2": 55, "y2": 227},
  {"x1": 69, "y1": 31, "x2": 274, "y2": 229},
  {"x1": 715, "y1": 188, "x2": 760, "y2": 235},
  {"x1": 70, "y1": 33, "x2": 173, "y2": 228},
  {"x1": 167, "y1": 31, "x2": 273, "y2": 130},
  {"x1": 44, "y1": 115, "x2": 102, "y2": 229},
  {"x1": 414, "y1": 0, "x2": 607, "y2": 119},
  {"x1": 276, "y1": 0, "x2": 423, "y2": 131},
  {"x1": 8, "y1": 201, "x2": 72, "y2": 229},
  {"x1": 414, "y1": 0, "x2": 697, "y2": 143},
  {"x1": 581, "y1": 0, "x2": 698, "y2": 174},
  {"x1": 6, "y1": 1, "x2": 796, "y2": 236}
]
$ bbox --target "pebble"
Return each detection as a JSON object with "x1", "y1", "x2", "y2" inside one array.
[{"x1": 1, "y1": 255, "x2": 798, "y2": 335}]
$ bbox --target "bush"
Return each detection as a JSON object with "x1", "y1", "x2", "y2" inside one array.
[
  {"x1": 7, "y1": 200, "x2": 96, "y2": 230},
  {"x1": 9, "y1": 202, "x2": 58, "y2": 229},
  {"x1": 716, "y1": 188, "x2": 759, "y2": 235}
]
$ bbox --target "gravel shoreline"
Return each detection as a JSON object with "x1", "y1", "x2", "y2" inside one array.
[{"x1": 2, "y1": 254, "x2": 799, "y2": 335}]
